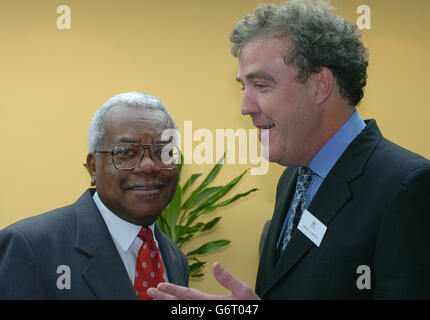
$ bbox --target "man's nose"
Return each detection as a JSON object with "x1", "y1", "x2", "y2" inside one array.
[
  {"x1": 240, "y1": 88, "x2": 260, "y2": 115},
  {"x1": 134, "y1": 150, "x2": 157, "y2": 173}
]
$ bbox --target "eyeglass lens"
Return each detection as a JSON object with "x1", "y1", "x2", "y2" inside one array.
[{"x1": 112, "y1": 144, "x2": 179, "y2": 169}]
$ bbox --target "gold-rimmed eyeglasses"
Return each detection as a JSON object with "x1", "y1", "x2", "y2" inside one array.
[{"x1": 95, "y1": 143, "x2": 180, "y2": 170}]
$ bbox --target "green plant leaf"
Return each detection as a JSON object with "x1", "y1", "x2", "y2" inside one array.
[
  {"x1": 186, "y1": 169, "x2": 248, "y2": 217},
  {"x1": 188, "y1": 257, "x2": 206, "y2": 277},
  {"x1": 181, "y1": 154, "x2": 225, "y2": 211},
  {"x1": 184, "y1": 211, "x2": 201, "y2": 228},
  {"x1": 199, "y1": 188, "x2": 259, "y2": 216},
  {"x1": 190, "y1": 273, "x2": 204, "y2": 278},
  {"x1": 201, "y1": 217, "x2": 222, "y2": 232},
  {"x1": 177, "y1": 222, "x2": 205, "y2": 238},
  {"x1": 175, "y1": 222, "x2": 207, "y2": 247},
  {"x1": 188, "y1": 186, "x2": 223, "y2": 209},
  {"x1": 156, "y1": 213, "x2": 171, "y2": 238},
  {"x1": 160, "y1": 185, "x2": 182, "y2": 241},
  {"x1": 177, "y1": 153, "x2": 184, "y2": 177},
  {"x1": 187, "y1": 239, "x2": 231, "y2": 257},
  {"x1": 182, "y1": 173, "x2": 202, "y2": 195},
  {"x1": 177, "y1": 217, "x2": 222, "y2": 248},
  {"x1": 189, "y1": 261, "x2": 206, "y2": 274},
  {"x1": 176, "y1": 234, "x2": 194, "y2": 248}
]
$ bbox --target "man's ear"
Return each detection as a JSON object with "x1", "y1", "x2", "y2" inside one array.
[
  {"x1": 310, "y1": 67, "x2": 334, "y2": 105},
  {"x1": 86, "y1": 153, "x2": 97, "y2": 186}
]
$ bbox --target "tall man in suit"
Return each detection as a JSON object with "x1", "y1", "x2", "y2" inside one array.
[
  {"x1": 147, "y1": 0, "x2": 430, "y2": 300},
  {"x1": 0, "y1": 92, "x2": 189, "y2": 299}
]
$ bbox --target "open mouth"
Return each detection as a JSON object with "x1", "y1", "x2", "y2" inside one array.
[
  {"x1": 260, "y1": 124, "x2": 275, "y2": 130},
  {"x1": 258, "y1": 124, "x2": 275, "y2": 135},
  {"x1": 256, "y1": 124, "x2": 274, "y2": 142}
]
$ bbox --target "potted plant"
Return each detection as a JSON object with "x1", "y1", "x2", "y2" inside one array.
[{"x1": 157, "y1": 155, "x2": 258, "y2": 279}]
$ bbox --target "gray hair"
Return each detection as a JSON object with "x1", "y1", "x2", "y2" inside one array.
[
  {"x1": 88, "y1": 92, "x2": 177, "y2": 153},
  {"x1": 230, "y1": 0, "x2": 369, "y2": 106}
]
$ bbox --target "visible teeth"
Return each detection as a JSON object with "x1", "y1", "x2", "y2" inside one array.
[{"x1": 262, "y1": 125, "x2": 274, "y2": 129}]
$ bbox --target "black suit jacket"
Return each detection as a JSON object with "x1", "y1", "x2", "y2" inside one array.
[
  {"x1": 0, "y1": 188, "x2": 189, "y2": 299},
  {"x1": 256, "y1": 120, "x2": 430, "y2": 299}
]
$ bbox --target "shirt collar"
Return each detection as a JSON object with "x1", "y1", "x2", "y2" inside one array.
[
  {"x1": 93, "y1": 191, "x2": 155, "y2": 252},
  {"x1": 308, "y1": 110, "x2": 365, "y2": 179}
]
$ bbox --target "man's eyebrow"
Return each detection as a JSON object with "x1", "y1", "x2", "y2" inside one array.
[
  {"x1": 236, "y1": 70, "x2": 276, "y2": 83},
  {"x1": 118, "y1": 137, "x2": 138, "y2": 144}
]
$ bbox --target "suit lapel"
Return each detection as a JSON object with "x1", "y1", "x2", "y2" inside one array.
[
  {"x1": 259, "y1": 120, "x2": 383, "y2": 297},
  {"x1": 74, "y1": 189, "x2": 137, "y2": 300},
  {"x1": 80, "y1": 243, "x2": 137, "y2": 300},
  {"x1": 262, "y1": 171, "x2": 352, "y2": 296},
  {"x1": 255, "y1": 167, "x2": 298, "y2": 295}
]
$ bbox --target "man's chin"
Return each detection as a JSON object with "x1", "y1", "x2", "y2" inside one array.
[
  {"x1": 126, "y1": 211, "x2": 161, "y2": 226},
  {"x1": 272, "y1": 155, "x2": 295, "y2": 167},
  {"x1": 113, "y1": 203, "x2": 163, "y2": 226},
  {"x1": 266, "y1": 151, "x2": 284, "y2": 165}
]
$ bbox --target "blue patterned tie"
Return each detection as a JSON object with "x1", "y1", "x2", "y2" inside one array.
[{"x1": 280, "y1": 167, "x2": 313, "y2": 252}]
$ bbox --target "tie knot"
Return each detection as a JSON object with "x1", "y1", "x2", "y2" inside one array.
[
  {"x1": 299, "y1": 166, "x2": 312, "y2": 177},
  {"x1": 137, "y1": 227, "x2": 154, "y2": 242},
  {"x1": 297, "y1": 167, "x2": 313, "y2": 190}
]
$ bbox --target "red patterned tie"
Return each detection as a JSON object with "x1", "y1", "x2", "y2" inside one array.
[{"x1": 134, "y1": 227, "x2": 165, "y2": 300}]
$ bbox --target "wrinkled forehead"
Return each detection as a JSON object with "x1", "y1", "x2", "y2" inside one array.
[{"x1": 104, "y1": 105, "x2": 173, "y2": 144}]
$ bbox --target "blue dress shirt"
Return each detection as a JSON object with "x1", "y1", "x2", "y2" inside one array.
[{"x1": 276, "y1": 110, "x2": 366, "y2": 248}]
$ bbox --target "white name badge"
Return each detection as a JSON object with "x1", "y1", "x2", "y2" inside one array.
[{"x1": 297, "y1": 209, "x2": 327, "y2": 247}]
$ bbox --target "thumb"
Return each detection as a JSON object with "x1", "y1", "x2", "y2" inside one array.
[{"x1": 212, "y1": 262, "x2": 260, "y2": 300}]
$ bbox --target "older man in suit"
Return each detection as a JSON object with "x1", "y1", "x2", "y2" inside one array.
[
  {"x1": 147, "y1": 0, "x2": 430, "y2": 300},
  {"x1": 0, "y1": 92, "x2": 188, "y2": 299}
]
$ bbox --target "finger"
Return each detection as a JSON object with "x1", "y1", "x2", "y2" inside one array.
[
  {"x1": 155, "y1": 282, "x2": 219, "y2": 300},
  {"x1": 146, "y1": 287, "x2": 179, "y2": 300},
  {"x1": 212, "y1": 262, "x2": 260, "y2": 300}
]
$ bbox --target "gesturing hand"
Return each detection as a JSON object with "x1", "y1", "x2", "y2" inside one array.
[{"x1": 146, "y1": 262, "x2": 260, "y2": 300}]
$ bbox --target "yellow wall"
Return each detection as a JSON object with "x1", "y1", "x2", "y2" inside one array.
[{"x1": 1, "y1": 0, "x2": 429, "y2": 295}]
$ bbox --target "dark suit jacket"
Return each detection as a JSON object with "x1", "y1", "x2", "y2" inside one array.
[
  {"x1": 256, "y1": 120, "x2": 430, "y2": 299},
  {"x1": 0, "y1": 188, "x2": 189, "y2": 299}
]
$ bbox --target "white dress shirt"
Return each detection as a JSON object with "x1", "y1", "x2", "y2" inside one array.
[{"x1": 93, "y1": 191, "x2": 168, "y2": 284}]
